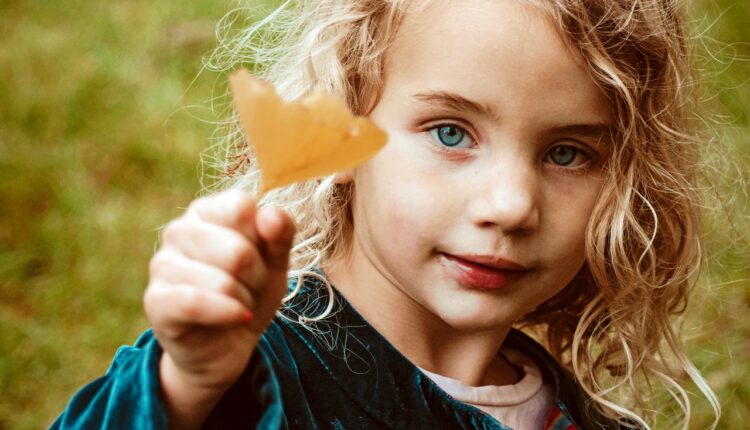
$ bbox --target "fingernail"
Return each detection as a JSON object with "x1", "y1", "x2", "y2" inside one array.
[{"x1": 242, "y1": 310, "x2": 253, "y2": 323}]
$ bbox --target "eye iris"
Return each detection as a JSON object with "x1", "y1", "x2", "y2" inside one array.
[
  {"x1": 438, "y1": 126, "x2": 464, "y2": 146},
  {"x1": 551, "y1": 146, "x2": 576, "y2": 165}
]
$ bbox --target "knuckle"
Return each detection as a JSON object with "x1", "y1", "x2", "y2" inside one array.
[
  {"x1": 215, "y1": 273, "x2": 238, "y2": 296},
  {"x1": 227, "y1": 241, "x2": 256, "y2": 274},
  {"x1": 149, "y1": 250, "x2": 173, "y2": 278},
  {"x1": 177, "y1": 288, "x2": 203, "y2": 319},
  {"x1": 143, "y1": 288, "x2": 189, "y2": 340},
  {"x1": 187, "y1": 195, "x2": 211, "y2": 215},
  {"x1": 234, "y1": 194, "x2": 256, "y2": 219},
  {"x1": 224, "y1": 189, "x2": 248, "y2": 204},
  {"x1": 142, "y1": 286, "x2": 156, "y2": 314},
  {"x1": 224, "y1": 191, "x2": 255, "y2": 220},
  {"x1": 143, "y1": 284, "x2": 166, "y2": 320},
  {"x1": 161, "y1": 218, "x2": 189, "y2": 243}
]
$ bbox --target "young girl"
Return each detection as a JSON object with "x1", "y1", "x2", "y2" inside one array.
[{"x1": 54, "y1": 0, "x2": 720, "y2": 428}]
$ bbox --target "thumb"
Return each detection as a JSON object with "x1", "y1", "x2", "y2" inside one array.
[{"x1": 256, "y1": 206, "x2": 296, "y2": 273}]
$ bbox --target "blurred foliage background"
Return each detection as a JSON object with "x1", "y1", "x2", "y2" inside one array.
[{"x1": 0, "y1": 0, "x2": 747, "y2": 428}]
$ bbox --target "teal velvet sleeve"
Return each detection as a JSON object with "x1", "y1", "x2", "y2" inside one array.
[
  {"x1": 51, "y1": 329, "x2": 285, "y2": 429},
  {"x1": 50, "y1": 330, "x2": 168, "y2": 429}
]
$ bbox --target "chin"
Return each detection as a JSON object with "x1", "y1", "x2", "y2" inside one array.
[{"x1": 436, "y1": 305, "x2": 511, "y2": 333}]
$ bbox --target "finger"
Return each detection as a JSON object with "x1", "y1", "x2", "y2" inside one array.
[
  {"x1": 144, "y1": 283, "x2": 252, "y2": 330},
  {"x1": 256, "y1": 207, "x2": 296, "y2": 273},
  {"x1": 187, "y1": 191, "x2": 258, "y2": 241},
  {"x1": 161, "y1": 218, "x2": 268, "y2": 290},
  {"x1": 149, "y1": 249, "x2": 254, "y2": 309}
]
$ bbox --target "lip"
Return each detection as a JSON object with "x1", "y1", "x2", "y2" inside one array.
[
  {"x1": 452, "y1": 254, "x2": 529, "y2": 271},
  {"x1": 440, "y1": 253, "x2": 530, "y2": 290}
]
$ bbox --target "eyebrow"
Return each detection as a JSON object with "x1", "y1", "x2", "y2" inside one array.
[
  {"x1": 547, "y1": 123, "x2": 614, "y2": 141},
  {"x1": 413, "y1": 90, "x2": 613, "y2": 141},
  {"x1": 413, "y1": 91, "x2": 503, "y2": 123}
]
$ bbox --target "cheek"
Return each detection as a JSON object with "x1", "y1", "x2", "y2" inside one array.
[
  {"x1": 543, "y1": 180, "x2": 602, "y2": 271},
  {"x1": 535, "y1": 226, "x2": 590, "y2": 305},
  {"x1": 354, "y1": 142, "x2": 455, "y2": 254},
  {"x1": 547, "y1": 176, "x2": 602, "y2": 234}
]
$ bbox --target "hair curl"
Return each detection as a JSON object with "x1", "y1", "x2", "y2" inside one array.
[{"x1": 204, "y1": 0, "x2": 720, "y2": 427}]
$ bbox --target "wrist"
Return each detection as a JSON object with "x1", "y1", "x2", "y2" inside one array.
[{"x1": 159, "y1": 354, "x2": 230, "y2": 430}]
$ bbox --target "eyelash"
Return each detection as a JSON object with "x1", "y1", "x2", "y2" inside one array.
[{"x1": 423, "y1": 121, "x2": 599, "y2": 175}]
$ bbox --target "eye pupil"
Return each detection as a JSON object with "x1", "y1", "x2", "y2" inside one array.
[
  {"x1": 438, "y1": 126, "x2": 464, "y2": 146},
  {"x1": 551, "y1": 146, "x2": 576, "y2": 165}
]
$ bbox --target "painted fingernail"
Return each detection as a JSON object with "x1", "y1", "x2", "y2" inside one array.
[{"x1": 242, "y1": 310, "x2": 253, "y2": 323}]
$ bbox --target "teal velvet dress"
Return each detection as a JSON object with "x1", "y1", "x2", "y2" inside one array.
[{"x1": 52, "y1": 274, "x2": 626, "y2": 429}]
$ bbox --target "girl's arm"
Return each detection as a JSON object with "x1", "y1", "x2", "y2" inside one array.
[
  {"x1": 52, "y1": 192, "x2": 295, "y2": 429},
  {"x1": 146, "y1": 191, "x2": 295, "y2": 429}
]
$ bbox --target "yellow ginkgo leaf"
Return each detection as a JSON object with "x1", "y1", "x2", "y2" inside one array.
[{"x1": 228, "y1": 68, "x2": 388, "y2": 193}]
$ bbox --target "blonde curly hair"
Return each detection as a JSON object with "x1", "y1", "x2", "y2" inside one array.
[{"x1": 204, "y1": 0, "x2": 720, "y2": 427}]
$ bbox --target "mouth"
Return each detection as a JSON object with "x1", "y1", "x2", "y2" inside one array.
[{"x1": 440, "y1": 253, "x2": 530, "y2": 290}]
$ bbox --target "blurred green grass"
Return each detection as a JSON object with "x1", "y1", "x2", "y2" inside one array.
[
  {"x1": 0, "y1": 0, "x2": 229, "y2": 427},
  {"x1": 0, "y1": 0, "x2": 747, "y2": 429}
]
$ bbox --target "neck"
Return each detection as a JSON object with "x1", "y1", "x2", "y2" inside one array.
[{"x1": 323, "y1": 242, "x2": 519, "y2": 387}]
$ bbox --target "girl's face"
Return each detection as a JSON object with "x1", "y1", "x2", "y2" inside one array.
[{"x1": 346, "y1": 0, "x2": 611, "y2": 331}]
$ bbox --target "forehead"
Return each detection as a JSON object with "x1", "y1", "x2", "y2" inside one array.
[{"x1": 382, "y1": 0, "x2": 610, "y2": 126}]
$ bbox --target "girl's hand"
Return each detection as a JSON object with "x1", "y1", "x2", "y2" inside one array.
[{"x1": 143, "y1": 191, "x2": 295, "y2": 429}]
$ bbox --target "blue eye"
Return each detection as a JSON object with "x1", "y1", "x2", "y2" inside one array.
[
  {"x1": 429, "y1": 125, "x2": 472, "y2": 148},
  {"x1": 548, "y1": 146, "x2": 579, "y2": 166}
]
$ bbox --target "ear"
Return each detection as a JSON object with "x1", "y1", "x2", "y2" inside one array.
[{"x1": 333, "y1": 169, "x2": 355, "y2": 184}]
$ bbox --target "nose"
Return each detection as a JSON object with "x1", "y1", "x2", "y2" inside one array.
[{"x1": 469, "y1": 161, "x2": 540, "y2": 234}]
